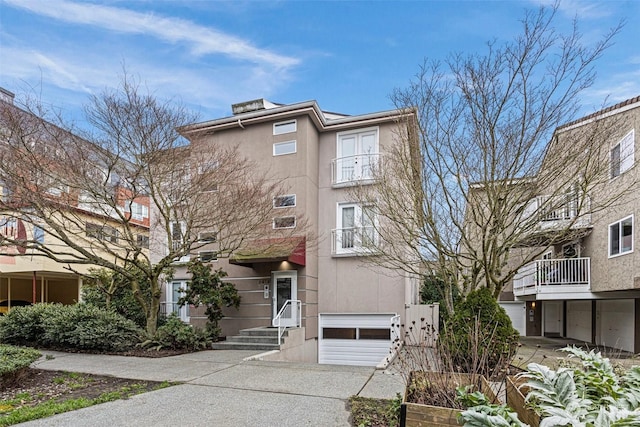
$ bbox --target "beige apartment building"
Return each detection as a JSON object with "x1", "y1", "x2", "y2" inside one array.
[
  {"x1": 0, "y1": 87, "x2": 150, "y2": 312},
  {"x1": 160, "y1": 99, "x2": 424, "y2": 366},
  {"x1": 502, "y1": 95, "x2": 640, "y2": 353}
]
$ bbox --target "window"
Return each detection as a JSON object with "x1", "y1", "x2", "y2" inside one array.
[
  {"x1": 611, "y1": 129, "x2": 635, "y2": 178},
  {"x1": 165, "y1": 281, "x2": 189, "y2": 322},
  {"x1": 273, "y1": 140, "x2": 296, "y2": 156},
  {"x1": 33, "y1": 226, "x2": 45, "y2": 244},
  {"x1": 609, "y1": 215, "x2": 633, "y2": 257},
  {"x1": 124, "y1": 201, "x2": 149, "y2": 219},
  {"x1": 334, "y1": 203, "x2": 375, "y2": 253},
  {"x1": 273, "y1": 216, "x2": 296, "y2": 229},
  {"x1": 322, "y1": 327, "x2": 390, "y2": 340},
  {"x1": 199, "y1": 251, "x2": 218, "y2": 262},
  {"x1": 169, "y1": 221, "x2": 185, "y2": 251},
  {"x1": 273, "y1": 120, "x2": 296, "y2": 135},
  {"x1": 197, "y1": 160, "x2": 219, "y2": 174},
  {"x1": 198, "y1": 231, "x2": 217, "y2": 242},
  {"x1": 136, "y1": 234, "x2": 149, "y2": 249},
  {"x1": 198, "y1": 161, "x2": 219, "y2": 192},
  {"x1": 85, "y1": 223, "x2": 118, "y2": 243},
  {"x1": 273, "y1": 194, "x2": 296, "y2": 208},
  {"x1": 334, "y1": 128, "x2": 379, "y2": 184}
]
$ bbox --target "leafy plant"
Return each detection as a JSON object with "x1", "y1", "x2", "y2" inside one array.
[
  {"x1": 178, "y1": 261, "x2": 240, "y2": 340},
  {"x1": 438, "y1": 287, "x2": 519, "y2": 378},
  {"x1": 82, "y1": 266, "x2": 153, "y2": 329},
  {"x1": 0, "y1": 303, "x2": 142, "y2": 352},
  {"x1": 140, "y1": 313, "x2": 209, "y2": 351},
  {"x1": 460, "y1": 346, "x2": 640, "y2": 426},
  {"x1": 0, "y1": 345, "x2": 41, "y2": 380},
  {"x1": 456, "y1": 387, "x2": 527, "y2": 427}
]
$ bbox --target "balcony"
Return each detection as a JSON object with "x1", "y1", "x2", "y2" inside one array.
[
  {"x1": 522, "y1": 194, "x2": 591, "y2": 230},
  {"x1": 513, "y1": 257, "x2": 591, "y2": 299},
  {"x1": 330, "y1": 153, "x2": 380, "y2": 186},
  {"x1": 331, "y1": 226, "x2": 376, "y2": 255}
]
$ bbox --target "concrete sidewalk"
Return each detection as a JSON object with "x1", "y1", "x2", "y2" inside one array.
[{"x1": 24, "y1": 349, "x2": 405, "y2": 426}]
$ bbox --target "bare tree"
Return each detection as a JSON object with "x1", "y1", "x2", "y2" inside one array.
[
  {"x1": 350, "y1": 5, "x2": 628, "y2": 312},
  {"x1": 0, "y1": 76, "x2": 291, "y2": 336}
]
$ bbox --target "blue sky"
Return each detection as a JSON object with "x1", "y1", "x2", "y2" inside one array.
[{"x1": 1, "y1": 0, "x2": 639, "y2": 126}]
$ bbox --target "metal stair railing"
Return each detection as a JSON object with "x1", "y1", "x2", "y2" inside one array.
[{"x1": 273, "y1": 299, "x2": 301, "y2": 345}]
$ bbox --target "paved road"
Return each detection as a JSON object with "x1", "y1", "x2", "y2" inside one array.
[{"x1": 24, "y1": 350, "x2": 404, "y2": 427}]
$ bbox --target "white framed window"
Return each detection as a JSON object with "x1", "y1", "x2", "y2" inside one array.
[
  {"x1": 199, "y1": 251, "x2": 218, "y2": 262},
  {"x1": 273, "y1": 120, "x2": 297, "y2": 135},
  {"x1": 273, "y1": 216, "x2": 296, "y2": 229},
  {"x1": 165, "y1": 281, "x2": 189, "y2": 322},
  {"x1": 611, "y1": 129, "x2": 635, "y2": 178},
  {"x1": 334, "y1": 202, "x2": 376, "y2": 253},
  {"x1": 273, "y1": 140, "x2": 296, "y2": 156},
  {"x1": 609, "y1": 215, "x2": 633, "y2": 257},
  {"x1": 334, "y1": 127, "x2": 379, "y2": 184},
  {"x1": 124, "y1": 201, "x2": 149, "y2": 220},
  {"x1": 198, "y1": 231, "x2": 218, "y2": 242},
  {"x1": 273, "y1": 194, "x2": 296, "y2": 208}
]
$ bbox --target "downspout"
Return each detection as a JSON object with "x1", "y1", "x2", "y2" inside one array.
[{"x1": 237, "y1": 119, "x2": 245, "y2": 129}]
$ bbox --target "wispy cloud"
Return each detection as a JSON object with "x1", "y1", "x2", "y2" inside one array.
[
  {"x1": 4, "y1": 0, "x2": 299, "y2": 69},
  {"x1": 529, "y1": 0, "x2": 612, "y2": 19}
]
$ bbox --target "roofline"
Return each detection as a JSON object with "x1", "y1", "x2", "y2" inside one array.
[
  {"x1": 178, "y1": 101, "x2": 415, "y2": 136},
  {"x1": 557, "y1": 95, "x2": 640, "y2": 133}
]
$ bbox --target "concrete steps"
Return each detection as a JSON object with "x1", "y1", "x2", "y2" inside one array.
[{"x1": 211, "y1": 327, "x2": 291, "y2": 351}]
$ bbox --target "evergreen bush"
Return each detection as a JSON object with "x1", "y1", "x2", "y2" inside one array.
[
  {"x1": 438, "y1": 287, "x2": 519, "y2": 377},
  {"x1": 0, "y1": 303, "x2": 142, "y2": 352},
  {"x1": 145, "y1": 313, "x2": 209, "y2": 351}
]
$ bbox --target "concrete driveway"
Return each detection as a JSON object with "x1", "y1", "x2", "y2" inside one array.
[{"x1": 24, "y1": 350, "x2": 404, "y2": 427}]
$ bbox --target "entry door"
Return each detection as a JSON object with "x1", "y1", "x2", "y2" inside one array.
[
  {"x1": 544, "y1": 301, "x2": 562, "y2": 337},
  {"x1": 272, "y1": 271, "x2": 298, "y2": 327}
]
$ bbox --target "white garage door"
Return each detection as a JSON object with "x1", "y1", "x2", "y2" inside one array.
[
  {"x1": 499, "y1": 302, "x2": 525, "y2": 336},
  {"x1": 566, "y1": 301, "x2": 591, "y2": 343},
  {"x1": 597, "y1": 300, "x2": 635, "y2": 353},
  {"x1": 318, "y1": 313, "x2": 397, "y2": 366}
]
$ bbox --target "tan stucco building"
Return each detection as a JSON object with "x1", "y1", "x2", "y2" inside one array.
[
  {"x1": 159, "y1": 99, "x2": 422, "y2": 365},
  {"x1": 502, "y1": 95, "x2": 640, "y2": 353}
]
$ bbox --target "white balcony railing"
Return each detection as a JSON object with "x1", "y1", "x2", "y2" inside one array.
[
  {"x1": 513, "y1": 257, "x2": 591, "y2": 296},
  {"x1": 330, "y1": 153, "x2": 380, "y2": 185},
  {"x1": 331, "y1": 227, "x2": 376, "y2": 255},
  {"x1": 521, "y1": 194, "x2": 591, "y2": 229}
]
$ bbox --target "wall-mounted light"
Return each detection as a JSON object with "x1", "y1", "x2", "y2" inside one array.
[{"x1": 531, "y1": 301, "x2": 536, "y2": 309}]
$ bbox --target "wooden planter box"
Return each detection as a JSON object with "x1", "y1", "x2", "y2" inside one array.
[
  {"x1": 506, "y1": 376, "x2": 540, "y2": 427},
  {"x1": 400, "y1": 372, "x2": 498, "y2": 427}
]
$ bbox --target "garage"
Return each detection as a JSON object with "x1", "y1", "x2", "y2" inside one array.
[
  {"x1": 499, "y1": 302, "x2": 526, "y2": 336},
  {"x1": 566, "y1": 300, "x2": 591, "y2": 343},
  {"x1": 597, "y1": 299, "x2": 635, "y2": 353},
  {"x1": 318, "y1": 313, "x2": 397, "y2": 366}
]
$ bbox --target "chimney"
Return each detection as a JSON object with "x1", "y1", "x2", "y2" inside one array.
[{"x1": 231, "y1": 98, "x2": 279, "y2": 115}]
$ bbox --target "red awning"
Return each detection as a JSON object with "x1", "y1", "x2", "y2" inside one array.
[{"x1": 230, "y1": 237, "x2": 305, "y2": 266}]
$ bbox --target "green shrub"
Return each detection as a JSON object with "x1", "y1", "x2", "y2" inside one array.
[
  {"x1": 0, "y1": 303, "x2": 61, "y2": 345},
  {"x1": 143, "y1": 313, "x2": 209, "y2": 351},
  {"x1": 82, "y1": 268, "x2": 150, "y2": 329},
  {"x1": 0, "y1": 303, "x2": 142, "y2": 352},
  {"x1": 0, "y1": 345, "x2": 41, "y2": 376},
  {"x1": 41, "y1": 304, "x2": 142, "y2": 352},
  {"x1": 438, "y1": 287, "x2": 519, "y2": 377}
]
